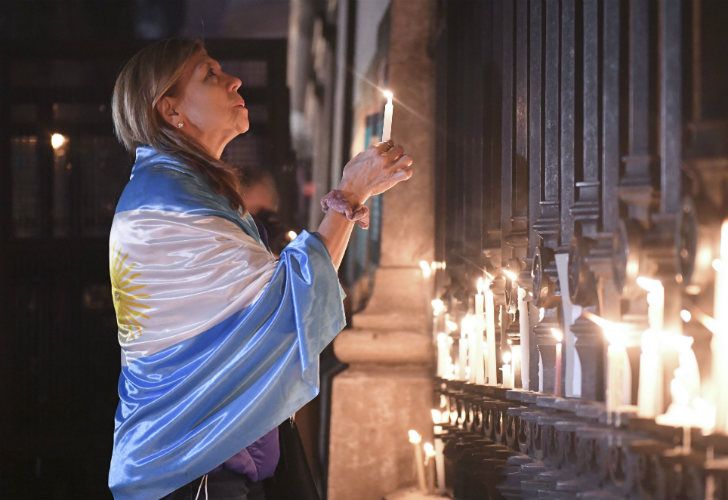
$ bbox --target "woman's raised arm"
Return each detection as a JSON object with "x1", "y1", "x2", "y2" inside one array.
[{"x1": 316, "y1": 141, "x2": 414, "y2": 269}]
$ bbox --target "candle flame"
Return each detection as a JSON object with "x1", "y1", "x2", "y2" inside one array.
[
  {"x1": 636, "y1": 276, "x2": 663, "y2": 294},
  {"x1": 382, "y1": 89, "x2": 394, "y2": 101},
  {"x1": 286, "y1": 230, "x2": 298, "y2": 241},
  {"x1": 583, "y1": 311, "x2": 632, "y2": 347},
  {"x1": 431, "y1": 298, "x2": 446, "y2": 316},
  {"x1": 503, "y1": 269, "x2": 518, "y2": 282},
  {"x1": 445, "y1": 318, "x2": 458, "y2": 333},
  {"x1": 502, "y1": 351, "x2": 512, "y2": 364},
  {"x1": 408, "y1": 429, "x2": 422, "y2": 444},
  {"x1": 424, "y1": 442, "x2": 436, "y2": 458},
  {"x1": 51, "y1": 132, "x2": 67, "y2": 150},
  {"x1": 419, "y1": 260, "x2": 432, "y2": 279},
  {"x1": 431, "y1": 409, "x2": 441, "y2": 424},
  {"x1": 477, "y1": 277, "x2": 485, "y2": 294},
  {"x1": 551, "y1": 328, "x2": 563, "y2": 342}
]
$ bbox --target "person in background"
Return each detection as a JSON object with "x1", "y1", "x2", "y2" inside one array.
[{"x1": 242, "y1": 168, "x2": 289, "y2": 256}]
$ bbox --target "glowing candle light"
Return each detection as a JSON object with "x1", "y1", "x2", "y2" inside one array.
[
  {"x1": 463, "y1": 315, "x2": 484, "y2": 384},
  {"x1": 713, "y1": 220, "x2": 728, "y2": 433},
  {"x1": 431, "y1": 298, "x2": 446, "y2": 317},
  {"x1": 589, "y1": 313, "x2": 632, "y2": 424},
  {"x1": 419, "y1": 260, "x2": 432, "y2": 279},
  {"x1": 483, "y1": 277, "x2": 498, "y2": 384},
  {"x1": 511, "y1": 345, "x2": 522, "y2": 389},
  {"x1": 458, "y1": 324, "x2": 468, "y2": 381},
  {"x1": 501, "y1": 350, "x2": 515, "y2": 388},
  {"x1": 655, "y1": 335, "x2": 713, "y2": 451},
  {"x1": 51, "y1": 132, "x2": 67, "y2": 150},
  {"x1": 636, "y1": 277, "x2": 665, "y2": 418},
  {"x1": 436, "y1": 333, "x2": 453, "y2": 378},
  {"x1": 431, "y1": 297, "x2": 446, "y2": 350},
  {"x1": 433, "y1": 433, "x2": 446, "y2": 492},
  {"x1": 475, "y1": 277, "x2": 486, "y2": 317},
  {"x1": 382, "y1": 90, "x2": 394, "y2": 142},
  {"x1": 516, "y1": 287, "x2": 530, "y2": 389},
  {"x1": 424, "y1": 442, "x2": 436, "y2": 493},
  {"x1": 552, "y1": 328, "x2": 563, "y2": 396},
  {"x1": 408, "y1": 430, "x2": 427, "y2": 492}
]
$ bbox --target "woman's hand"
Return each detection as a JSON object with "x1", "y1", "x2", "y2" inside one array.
[{"x1": 336, "y1": 141, "x2": 414, "y2": 205}]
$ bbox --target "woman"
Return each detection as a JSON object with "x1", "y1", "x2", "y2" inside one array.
[{"x1": 108, "y1": 38, "x2": 413, "y2": 500}]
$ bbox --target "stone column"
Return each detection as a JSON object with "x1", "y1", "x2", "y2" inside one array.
[{"x1": 327, "y1": 1, "x2": 436, "y2": 499}]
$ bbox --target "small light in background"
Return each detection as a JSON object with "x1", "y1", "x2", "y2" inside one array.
[
  {"x1": 286, "y1": 230, "x2": 298, "y2": 241},
  {"x1": 51, "y1": 133, "x2": 67, "y2": 150},
  {"x1": 680, "y1": 309, "x2": 692, "y2": 323}
]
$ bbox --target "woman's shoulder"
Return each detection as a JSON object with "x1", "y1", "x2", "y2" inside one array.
[{"x1": 115, "y1": 146, "x2": 238, "y2": 221}]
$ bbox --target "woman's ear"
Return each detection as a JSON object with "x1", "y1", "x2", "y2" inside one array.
[{"x1": 155, "y1": 96, "x2": 181, "y2": 128}]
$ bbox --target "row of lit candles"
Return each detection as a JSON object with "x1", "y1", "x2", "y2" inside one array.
[{"x1": 421, "y1": 219, "x2": 728, "y2": 441}]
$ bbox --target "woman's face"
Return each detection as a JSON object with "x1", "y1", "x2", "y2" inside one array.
[{"x1": 158, "y1": 50, "x2": 248, "y2": 158}]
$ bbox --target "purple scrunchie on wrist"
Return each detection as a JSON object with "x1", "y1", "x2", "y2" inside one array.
[{"x1": 320, "y1": 190, "x2": 370, "y2": 229}]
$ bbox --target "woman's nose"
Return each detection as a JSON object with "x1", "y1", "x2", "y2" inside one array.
[{"x1": 228, "y1": 75, "x2": 242, "y2": 93}]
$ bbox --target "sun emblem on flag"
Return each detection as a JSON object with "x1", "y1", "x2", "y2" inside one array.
[{"x1": 110, "y1": 243, "x2": 151, "y2": 342}]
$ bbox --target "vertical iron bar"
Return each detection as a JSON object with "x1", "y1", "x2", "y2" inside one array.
[
  {"x1": 543, "y1": 1, "x2": 560, "y2": 204},
  {"x1": 501, "y1": 0, "x2": 515, "y2": 262},
  {"x1": 515, "y1": 0, "x2": 529, "y2": 221},
  {"x1": 659, "y1": 0, "x2": 682, "y2": 215},
  {"x1": 602, "y1": 0, "x2": 621, "y2": 232},
  {"x1": 627, "y1": 0, "x2": 651, "y2": 175},
  {"x1": 560, "y1": 0, "x2": 576, "y2": 249},
  {"x1": 582, "y1": 0, "x2": 600, "y2": 186},
  {"x1": 528, "y1": 0, "x2": 543, "y2": 256}
]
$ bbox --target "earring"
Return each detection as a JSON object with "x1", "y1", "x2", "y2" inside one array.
[{"x1": 176, "y1": 122, "x2": 184, "y2": 129}]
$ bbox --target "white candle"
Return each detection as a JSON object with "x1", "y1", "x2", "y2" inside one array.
[
  {"x1": 516, "y1": 287, "x2": 530, "y2": 389},
  {"x1": 464, "y1": 314, "x2": 485, "y2": 385},
  {"x1": 713, "y1": 220, "x2": 728, "y2": 432},
  {"x1": 424, "y1": 442, "x2": 436, "y2": 493},
  {"x1": 636, "y1": 277, "x2": 665, "y2": 418},
  {"x1": 606, "y1": 338, "x2": 630, "y2": 422},
  {"x1": 458, "y1": 325, "x2": 468, "y2": 381},
  {"x1": 511, "y1": 345, "x2": 521, "y2": 388},
  {"x1": 475, "y1": 278, "x2": 485, "y2": 317},
  {"x1": 434, "y1": 429, "x2": 446, "y2": 492},
  {"x1": 382, "y1": 90, "x2": 394, "y2": 142},
  {"x1": 484, "y1": 278, "x2": 498, "y2": 384},
  {"x1": 638, "y1": 329, "x2": 663, "y2": 417},
  {"x1": 501, "y1": 350, "x2": 514, "y2": 388},
  {"x1": 473, "y1": 279, "x2": 487, "y2": 384},
  {"x1": 436, "y1": 333, "x2": 452, "y2": 378},
  {"x1": 408, "y1": 430, "x2": 427, "y2": 492},
  {"x1": 552, "y1": 328, "x2": 563, "y2": 396}
]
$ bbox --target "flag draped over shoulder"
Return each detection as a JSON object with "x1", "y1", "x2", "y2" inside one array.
[{"x1": 108, "y1": 146, "x2": 346, "y2": 500}]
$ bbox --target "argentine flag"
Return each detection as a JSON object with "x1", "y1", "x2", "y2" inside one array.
[{"x1": 108, "y1": 145, "x2": 346, "y2": 499}]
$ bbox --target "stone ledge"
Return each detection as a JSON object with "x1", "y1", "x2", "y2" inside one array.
[
  {"x1": 334, "y1": 328, "x2": 434, "y2": 365},
  {"x1": 383, "y1": 487, "x2": 449, "y2": 500}
]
